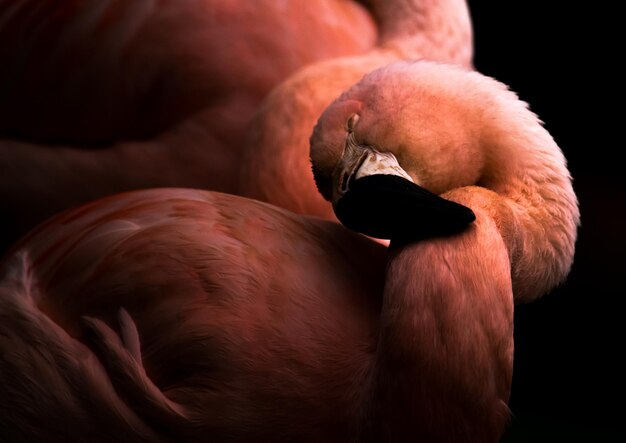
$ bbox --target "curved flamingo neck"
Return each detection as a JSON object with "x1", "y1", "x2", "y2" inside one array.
[
  {"x1": 470, "y1": 89, "x2": 580, "y2": 302},
  {"x1": 366, "y1": 0, "x2": 473, "y2": 66},
  {"x1": 362, "y1": 213, "x2": 513, "y2": 442}
]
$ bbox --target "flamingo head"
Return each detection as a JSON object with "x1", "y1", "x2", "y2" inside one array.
[{"x1": 310, "y1": 61, "x2": 488, "y2": 242}]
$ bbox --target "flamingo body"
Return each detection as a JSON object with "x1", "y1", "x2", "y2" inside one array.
[
  {"x1": 1, "y1": 188, "x2": 386, "y2": 442},
  {"x1": 0, "y1": 0, "x2": 376, "y2": 143},
  {"x1": 0, "y1": 0, "x2": 377, "y2": 247}
]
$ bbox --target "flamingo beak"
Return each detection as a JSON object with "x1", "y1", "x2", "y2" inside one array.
[{"x1": 332, "y1": 147, "x2": 476, "y2": 242}]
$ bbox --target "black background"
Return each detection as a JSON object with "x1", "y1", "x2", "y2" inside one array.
[{"x1": 467, "y1": 1, "x2": 623, "y2": 440}]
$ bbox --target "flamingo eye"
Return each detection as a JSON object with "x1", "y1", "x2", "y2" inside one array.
[{"x1": 345, "y1": 113, "x2": 360, "y2": 132}]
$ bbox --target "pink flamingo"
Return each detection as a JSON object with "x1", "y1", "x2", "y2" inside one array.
[
  {"x1": 0, "y1": 0, "x2": 377, "y2": 247},
  {"x1": 240, "y1": 0, "x2": 473, "y2": 220},
  {"x1": 0, "y1": 61, "x2": 578, "y2": 442}
]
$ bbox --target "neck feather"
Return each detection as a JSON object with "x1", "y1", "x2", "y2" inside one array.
[
  {"x1": 476, "y1": 88, "x2": 580, "y2": 302},
  {"x1": 365, "y1": 0, "x2": 473, "y2": 66},
  {"x1": 361, "y1": 215, "x2": 513, "y2": 442}
]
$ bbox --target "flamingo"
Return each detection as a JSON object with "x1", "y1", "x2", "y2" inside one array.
[
  {"x1": 0, "y1": 0, "x2": 378, "y2": 248},
  {"x1": 0, "y1": 61, "x2": 578, "y2": 442},
  {"x1": 239, "y1": 0, "x2": 473, "y2": 220}
]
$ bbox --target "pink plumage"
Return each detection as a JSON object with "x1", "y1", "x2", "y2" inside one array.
[{"x1": 0, "y1": 60, "x2": 578, "y2": 442}]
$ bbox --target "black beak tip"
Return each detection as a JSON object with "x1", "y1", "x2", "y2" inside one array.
[{"x1": 334, "y1": 175, "x2": 476, "y2": 242}]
